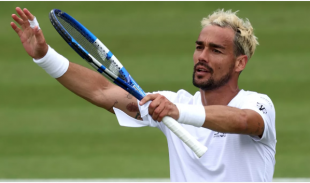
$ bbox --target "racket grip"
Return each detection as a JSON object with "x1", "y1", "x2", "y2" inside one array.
[{"x1": 162, "y1": 116, "x2": 208, "y2": 158}]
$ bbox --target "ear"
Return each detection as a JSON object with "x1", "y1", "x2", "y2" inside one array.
[{"x1": 235, "y1": 55, "x2": 248, "y2": 72}]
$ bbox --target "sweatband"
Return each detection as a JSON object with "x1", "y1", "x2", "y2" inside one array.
[
  {"x1": 33, "y1": 45, "x2": 69, "y2": 78},
  {"x1": 28, "y1": 17, "x2": 40, "y2": 30},
  {"x1": 175, "y1": 103, "x2": 206, "y2": 127}
]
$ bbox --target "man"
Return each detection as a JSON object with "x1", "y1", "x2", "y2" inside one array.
[{"x1": 11, "y1": 7, "x2": 276, "y2": 182}]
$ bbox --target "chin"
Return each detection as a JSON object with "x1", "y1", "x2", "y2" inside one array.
[
  {"x1": 194, "y1": 78, "x2": 208, "y2": 86},
  {"x1": 195, "y1": 75, "x2": 209, "y2": 82}
]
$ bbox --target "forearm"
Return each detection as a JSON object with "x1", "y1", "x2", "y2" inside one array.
[
  {"x1": 140, "y1": 94, "x2": 264, "y2": 136},
  {"x1": 56, "y1": 62, "x2": 114, "y2": 109},
  {"x1": 202, "y1": 105, "x2": 248, "y2": 134},
  {"x1": 34, "y1": 47, "x2": 140, "y2": 116},
  {"x1": 176, "y1": 104, "x2": 264, "y2": 136},
  {"x1": 56, "y1": 62, "x2": 141, "y2": 118},
  {"x1": 12, "y1": 8, "x2": 139, "y2": 117}
]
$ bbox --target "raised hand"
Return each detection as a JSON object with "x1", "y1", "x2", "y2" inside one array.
[{"x1": 11, "y1": 7, "x2": 48, "y2": 59}]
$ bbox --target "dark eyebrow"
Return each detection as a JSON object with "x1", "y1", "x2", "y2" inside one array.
[
  {"x1": 195, "y1": 41, "x2": 204, "y2": 45},
  {"x1": 195, "y1": 41, "x2": 225, "y2": 50},
  {"x1": 209, "y1": 42, "x2": 225, "y2": 50}
]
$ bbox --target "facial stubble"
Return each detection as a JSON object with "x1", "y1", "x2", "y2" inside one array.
[{"x1": 192, "y1": 62, "x2": 234, "y2": 91}]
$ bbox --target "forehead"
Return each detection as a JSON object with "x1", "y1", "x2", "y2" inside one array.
[{"x1": 197, "y1": 25, "x2": 235, "y2": 47}]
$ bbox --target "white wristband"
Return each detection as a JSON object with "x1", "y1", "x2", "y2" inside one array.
[
  {"x1": 176, "y1": 103, "x2": 206, "y2": 127},
  {"x1": 28, "y1": 17, "x2": 40, "y2": 30},
  {"x1": 33, "y1": 45, "x2": 69, "y2": 78}
]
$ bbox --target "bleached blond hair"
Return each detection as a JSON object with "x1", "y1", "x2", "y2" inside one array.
[{"x1": 201, "y1": 9, "x2": 259, "y2": 59}]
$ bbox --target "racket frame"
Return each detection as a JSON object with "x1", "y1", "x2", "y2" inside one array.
[{"x1": 49, "y1": 9, "x2": 208, "y2": 158}]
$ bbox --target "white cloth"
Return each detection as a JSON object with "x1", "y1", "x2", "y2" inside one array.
[{"x1": 113, "y1": 89, "x2": 276, "y2": 182}]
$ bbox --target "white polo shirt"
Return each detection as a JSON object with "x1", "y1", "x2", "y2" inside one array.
[{"x1": 113, "y1": 89, "x2": 276, "y2": 182}]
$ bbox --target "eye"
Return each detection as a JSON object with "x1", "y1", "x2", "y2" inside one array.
[
  {"x1": 196, "y1": 45, "x2": 203, "y2": 50},
  {"x1": 212, "y1": 49, "x2": 222, "y2": 54}
]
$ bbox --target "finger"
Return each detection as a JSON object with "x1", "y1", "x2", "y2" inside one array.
[
  {"x1": 16, "y1": 7, "x2": 29, "y2": 22},
  {"x1": 15, "y1": 7, "x2": 22, "y2": 15},
  {"x1": 12, "y1": 14, "x2": 24, "y2": 27},
  {"x1": 148, "y1": 95, "x2": 164, "y2": 115},
  {"x1": 13, "y1": 8, "x2": 30, "y2": 30},
  {"x1": 159, "y1": 103, "x2": 177, "y2": 122},
  {"x1": 152, "y1": 104, "x2": 166, "y2": 122},
  {"x1": 23, "y1": 8, "x2": 34, "y2": 21},
  {"x1": 10, "y1": 22, "x2": 22, "y2": 36},
  {"x1": 139, "y1": 94, "x2": 158, "y2": 105},
  {"x1": 139, "y1": 95, "x2": 150, "y2": 105},
  {"x1": 158, "y1": 109, "x2": 168, "y2": 122}
]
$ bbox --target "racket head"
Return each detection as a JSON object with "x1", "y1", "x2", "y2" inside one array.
[
  {"x1": 49, "y1": 10, "x2": 208, "y2": 157},
  {"x1": 49, "y1": 9, "x2": 145, "y2": 100}
]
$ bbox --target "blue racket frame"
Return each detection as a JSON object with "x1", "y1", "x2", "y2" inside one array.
[
  {"x1": 49, "y1": 9, "x2": 145, "y2": 100},
  {"x1": 49, "y1": 9, "x2": 208, "y2": 158}
]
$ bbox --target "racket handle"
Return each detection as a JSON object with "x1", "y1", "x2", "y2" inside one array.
[{"x1": 162, "y1": 116, "x2": 208, "y2": 158}]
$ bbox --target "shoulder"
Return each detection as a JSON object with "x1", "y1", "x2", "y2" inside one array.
[
  {"x1": 237, "y1": 90, "x2": 275, "y2": 121},
  {"x1": 240, "y1": 90, "x2": 274, "y2": 109},
  {"x1": 240, "y1": 91, "x2": 277, "y2": 146}
]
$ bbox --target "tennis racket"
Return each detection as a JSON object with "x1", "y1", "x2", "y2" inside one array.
[{"x1": 49, "y1": 9, "x2": 207, "y2": 158}]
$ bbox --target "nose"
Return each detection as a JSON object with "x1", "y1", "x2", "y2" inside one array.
[{"x1": 198, "y1": 48, "x2": 209, "y2": 63}]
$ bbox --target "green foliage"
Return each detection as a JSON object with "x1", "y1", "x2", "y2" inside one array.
[{"x1": 1, "y1": 1, "x2": 309, "y2": 178}]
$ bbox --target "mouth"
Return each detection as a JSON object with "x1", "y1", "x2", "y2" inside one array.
[
  {"x1": 195, "y1": 68, "x2": 211, "y2": 79},
  {"x1": 196, "y1": 67, "x2": 209, "y2": 73},
  {"x1": 195, "y1": 65, "x2": 211, "y2": 74},
  {"x1": 194, "y1": 62, "x2": 213, "y2": 74},
  {"x1": 194, "y1": 63, "x2": 213, "y2": 79}
]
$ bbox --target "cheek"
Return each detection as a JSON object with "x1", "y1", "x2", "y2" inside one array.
[
  {"x1": 213, "y1": 63, "x2": 228, "y2": 78},
  {"x1": 214, "y1": 64, "x2": 233, "y2": 78},
  {"x1": 193, "y1": 51, "x2": 199, "y2": 63},
  {"x1": 211, "y1": 56, "x2": 234, "y2": 74}
]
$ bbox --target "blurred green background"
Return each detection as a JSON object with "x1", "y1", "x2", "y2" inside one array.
[{"x1": 1, "y1": 1, "x2": 309, "y2": 179}]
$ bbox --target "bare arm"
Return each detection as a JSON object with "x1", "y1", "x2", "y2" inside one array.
[
  {"x1": 11, "y1": 7, "x2": 142, "y2": 120},
  {"x1": 140, "y1": 94, "x2": 264, "y2": 136},
  {"x1": 56, "y1": 62, "x2": 142, "y2": 119},
  {"x1": 202, "y1": 106, "x2": 264, "y2": 136}
]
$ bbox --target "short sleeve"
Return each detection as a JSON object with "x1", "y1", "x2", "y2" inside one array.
[{"x1": 240, "y1": 94, "x2": 276, "y2": 147}]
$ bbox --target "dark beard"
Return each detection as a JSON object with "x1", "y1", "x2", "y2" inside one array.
[{"x1": 192, "y1": 62, "x2": 233, "y2": 91}]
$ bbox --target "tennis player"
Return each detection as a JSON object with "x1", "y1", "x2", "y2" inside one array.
[{"x1": 12, "y1": 7, "x2": 276, "y2": 182}]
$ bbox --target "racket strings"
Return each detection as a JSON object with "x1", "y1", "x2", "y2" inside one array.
[{"x1": 56, "y1": 16, "x2": 122, "y2": 79}]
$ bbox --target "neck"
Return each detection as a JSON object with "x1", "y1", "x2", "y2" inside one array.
[{"x1": 200, "y1": 81, "x2": 240, "y2": 106}]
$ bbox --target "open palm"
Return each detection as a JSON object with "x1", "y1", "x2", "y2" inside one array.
[{"x1": 11, "y1": 7, "x2": 48, "y2": 59}]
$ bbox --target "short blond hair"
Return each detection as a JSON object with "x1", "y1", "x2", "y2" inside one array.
[{"x1": 201, "y1": 9, "x2": 259, "y2": 59}]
